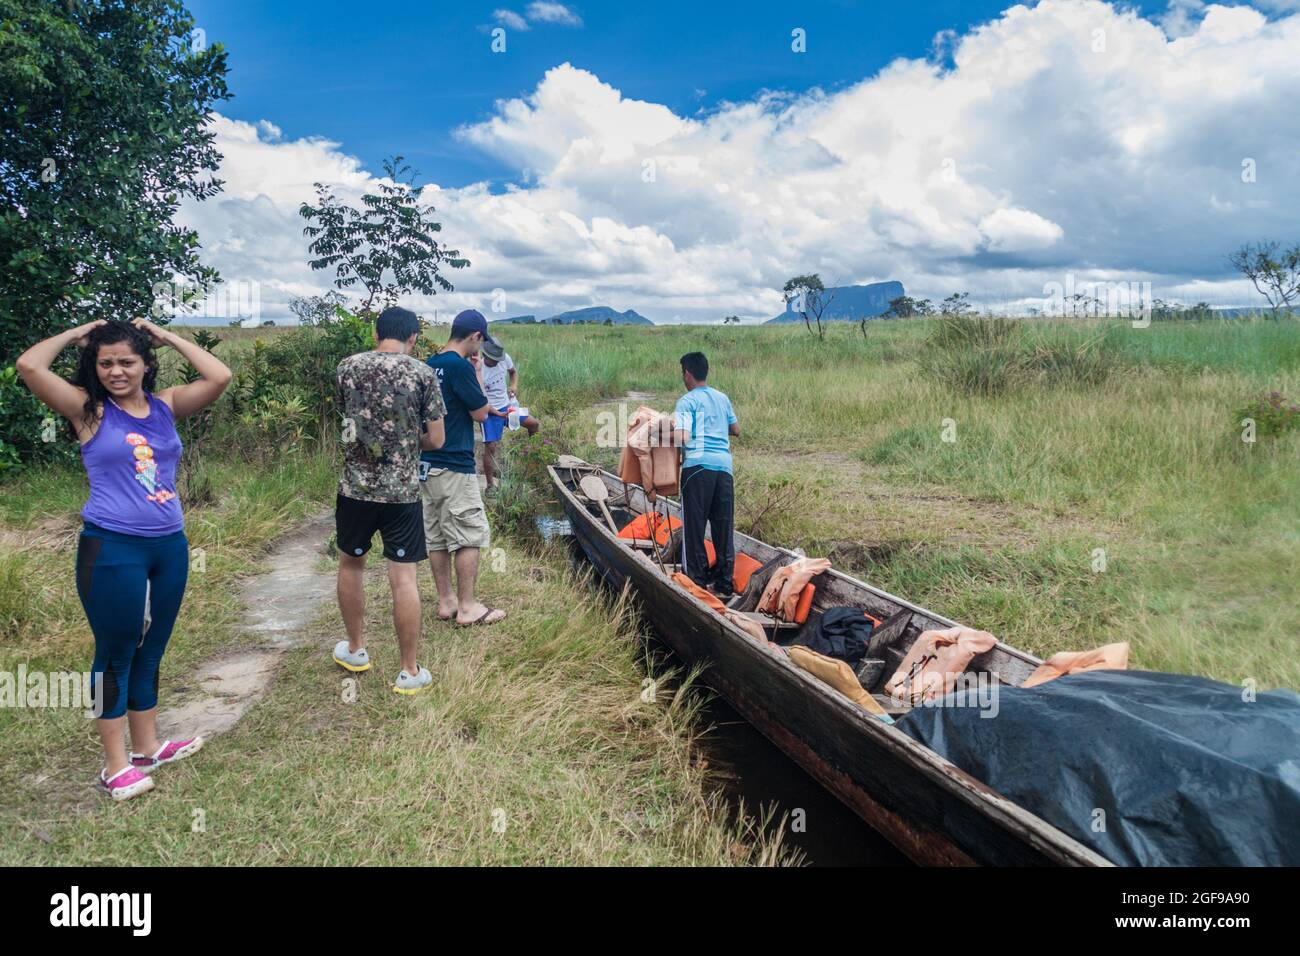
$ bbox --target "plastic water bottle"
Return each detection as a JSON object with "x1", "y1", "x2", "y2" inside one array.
[{"x1": 508, "y1": 408, "x2": 521, "y2": 431}]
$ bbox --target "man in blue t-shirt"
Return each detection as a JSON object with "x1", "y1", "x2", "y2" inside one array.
[
  {"x1": 420, "y1": 310, "x2": 506, "y2": 627},
  {"x1": 672, "y1": 351, "x2": 740, "y2": 596}
]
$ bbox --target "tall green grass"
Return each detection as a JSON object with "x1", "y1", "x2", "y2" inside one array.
[
  {"x1": 4, "y1": 314, "x2": 1296, "y2": 862},
  {"x1": 483, "y1": 317, "x2": 1299, "y2": 688}
]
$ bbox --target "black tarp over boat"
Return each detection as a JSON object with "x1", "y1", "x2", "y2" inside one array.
[{"x1": 551, "y1": 461, "x2": 1300, "y2": 866}]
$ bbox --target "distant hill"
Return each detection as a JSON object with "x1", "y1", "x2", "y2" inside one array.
[
  {"x1": 494, "y1": 306, "x2": 653, "y2": 326},
  {"x1": 767, "y1": 281, "x2": 904, "y2": 324},
  {"x1": 494, "y1": 314, "x2": 538, "y2": 324}
]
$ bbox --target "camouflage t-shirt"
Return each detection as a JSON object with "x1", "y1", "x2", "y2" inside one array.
[{"x1": 336, "y1": 351, "x2": 444, "y2": 503}]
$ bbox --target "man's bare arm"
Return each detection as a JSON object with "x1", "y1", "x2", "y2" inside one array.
[{"x1": 420, "y1": 418, "x2": 445, "y2": 450}]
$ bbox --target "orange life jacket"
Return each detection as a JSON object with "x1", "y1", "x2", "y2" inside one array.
[
  {"x1": 732, "y1": 552, "x2": 764, "y2": 593},
  {"x1": 619, "y1": 513, "x2": 716, "y2": 566},
  {"x1": 758, "y1": 557, "x2": 829, "y2": 624},
  {"x1": 884, "y1": 626, "x2": 997, "y2": 705},
  {"x1": 671, "y1": 572, "x2": 727, "y2": 614},
  {"x1": 619, "y1": 406, "x2": 679, "y2": 499},
  {"x1": 1021, "y1": 641, "x2": 1130, "y2": 688}
]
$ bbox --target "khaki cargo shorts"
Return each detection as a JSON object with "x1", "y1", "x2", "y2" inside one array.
[{"x1": 420, "y1": 467, "x2": 491, "y2": 553}]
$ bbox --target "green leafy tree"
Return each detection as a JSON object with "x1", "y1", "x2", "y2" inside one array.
[
  {"x1": 289, "y1": 290, "x2": 348, "y2": 327},
  {"x1": 783, "y1": 274, "x2": 835, "y2": 340},
  {"x1": 722, "y1": 314, "x2": 740, "y2": 325},
  {"x1": 941, "y1": 292, "x2": 974, "y2": 316},
  {"x1": 1228, "y1": 241, "x2": 1300, "y2": 318},
  {"x1": 883, "y1": 296, "x2": 934, "y2": 319},
  {"x1": 299, "y1": 157, "x2": 469, "y2": 317},
  {"x1": 1150, "y1": 299, "x2": 1215, "y2": 322},
  {"x1": 0, "y1": 0, "x2": 230, "y2": 365}
]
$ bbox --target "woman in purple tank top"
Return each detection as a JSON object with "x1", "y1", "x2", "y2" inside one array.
[{"x1": 16, "y1": 318, "x2": 231, "y2": 801}]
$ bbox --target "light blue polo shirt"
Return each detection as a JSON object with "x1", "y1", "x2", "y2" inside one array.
[{"x1": 674, "y1": 386, "x2": 736, "y2": 474}]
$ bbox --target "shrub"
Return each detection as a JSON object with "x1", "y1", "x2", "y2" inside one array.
[
  {"x1": 225, "y1": 310, "x2": 373, "y2": 437},
  {"x1": 236, "y1": 387, "x2": 311, "y2": 464},
  {"x1": 1020, "y1": 332, "x2": 1118, "y2": 386},
  {"x1": 927, "y1": 313, "x2": 1018, "y2": 350},
  {"x1": 919, "y1": 315, "x2": 1022, "y2": 395},
  {"x1": 920, "y1": 315, "x2": 1118, "y2": 395},
  {"x1": 0, "y1": 365, "x2": 78, "y2": 473},
  {"x1": 1236, "y1": 391, "x2": 1300, "y2": 439},
  {"x1": 488, "y1": 433, "x2": 559, "y2": 537}
]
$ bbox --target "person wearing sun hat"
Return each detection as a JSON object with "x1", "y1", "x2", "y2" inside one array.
[{"x1": 479, "y1": 336, "x2": 540, "y2": 495}]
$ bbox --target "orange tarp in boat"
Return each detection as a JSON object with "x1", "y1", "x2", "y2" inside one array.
[
  {"x1": 671, "y1": 572, "x2": 778, "y2": 649},
  {"x1": 671, "y1": 572, "x2": 727, "y2": 613}
]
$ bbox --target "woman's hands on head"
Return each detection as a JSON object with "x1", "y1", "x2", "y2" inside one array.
[
  {"x1": 72, "y1": 319, "x2": 108, "y2": 348},
  {"x1": 130, "y1": 317, "x2": 171, "y2": 348}
]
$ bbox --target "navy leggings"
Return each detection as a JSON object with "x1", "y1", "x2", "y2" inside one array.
[{"x1": 76, "y1": 523, "x2": 189, "y2": 720}]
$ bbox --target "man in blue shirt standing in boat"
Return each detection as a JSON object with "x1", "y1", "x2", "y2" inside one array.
[{"x1": 673, "y1": 351, "x2": 740, "y2": 597}]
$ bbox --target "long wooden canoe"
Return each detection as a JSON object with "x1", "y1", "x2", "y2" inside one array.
[{"x1": 549, "y1": 462, "x2": 1112, "y2": 866}]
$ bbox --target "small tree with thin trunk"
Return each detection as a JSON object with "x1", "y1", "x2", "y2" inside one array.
[
  {"x1": 941, "y1": 292, "x2": 974, "y2": 316},
  {"x1": 783, "y1": 275, "x2": 835, "y2": 340},
  {"x1": 299, "y1": 156, "x2": 468, "y2": 316},
  {"x1": 1228, "y1": 241, "x2": 1300, "y2": 319}
]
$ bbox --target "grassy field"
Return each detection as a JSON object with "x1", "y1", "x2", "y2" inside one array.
[
  {"x1": 493, "y1": 316, "x2": 1300, "y2": 688},
  {"x1": 1, "y1": 314, "x2": 1296, "y2": 864},
  {"x1": 0, "y1": 441, "x2": 785, "y2": 865}
]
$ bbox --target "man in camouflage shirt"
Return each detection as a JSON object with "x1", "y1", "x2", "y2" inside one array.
[{"x1": 331, "y1": 306, "x2": 445, "y2": 695}]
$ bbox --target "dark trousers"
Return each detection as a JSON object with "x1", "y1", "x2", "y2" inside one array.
[
  {"x1": 76, "y1": 523, "x2": 190, "y2": 719},
  {"x1": 680, "y1": 465, "x2": 735, "y2": 593}
]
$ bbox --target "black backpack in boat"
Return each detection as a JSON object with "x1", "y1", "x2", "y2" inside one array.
[{"x1": 796, "y1": 606, "x2": 876, "y2": 664}]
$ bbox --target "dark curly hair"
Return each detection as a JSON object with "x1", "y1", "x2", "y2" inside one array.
[{"x1": 69, "y1": 320, "x2": 160, "y2": 429}]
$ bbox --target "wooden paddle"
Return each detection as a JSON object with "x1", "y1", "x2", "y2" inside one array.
[{"x1": 579, "y1": 474, "x2": 619, "y2": 533}]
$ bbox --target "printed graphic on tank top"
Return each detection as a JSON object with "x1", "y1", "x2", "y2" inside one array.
[{"x1": 80, "y1": 394, "x2": 185, "y2": 536}]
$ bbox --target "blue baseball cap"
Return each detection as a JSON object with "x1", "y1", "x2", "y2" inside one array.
[{"x1": 450, "y1": 309, "x2": 497, "y2": 346}]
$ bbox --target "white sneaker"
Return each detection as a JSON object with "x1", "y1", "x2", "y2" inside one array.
[
  {"x1": 393, "y1": 666, "x2": 432, "y2": 696},
  {"x1": 332, "y1": 640, "x2": 371, "y2": 672}
]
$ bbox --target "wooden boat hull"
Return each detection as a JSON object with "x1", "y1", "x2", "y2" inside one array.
[{"x1": 550, "y1": 465, "x2": 1111, "y2": 867}]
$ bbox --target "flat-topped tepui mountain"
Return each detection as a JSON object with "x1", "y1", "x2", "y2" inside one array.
[
  {"x1": 494, "y1": 306, "x2": 653, "y2": 325},
  {"x1": 767, "y1": 281, "x2": 904, "y2": 324}
]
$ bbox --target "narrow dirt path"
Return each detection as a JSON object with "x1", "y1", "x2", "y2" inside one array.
[{"x1": 157, "y1": 513, "x2": 336, "y2": 739}]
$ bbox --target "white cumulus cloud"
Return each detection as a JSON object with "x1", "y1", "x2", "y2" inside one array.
[
  {"x1": 180, "y1": 1, "x2": 1300, "y2": 323},
  {"x1": 526, "y1": 2, "x2": 583, "y2": 27}
]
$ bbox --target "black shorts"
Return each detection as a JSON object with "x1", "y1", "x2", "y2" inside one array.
[{"x1": 335, "y1": 493, "x2": 427, "y2": 562}]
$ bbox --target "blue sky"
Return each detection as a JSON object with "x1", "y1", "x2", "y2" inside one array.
[
  {"x1": 179, "y1": 1, "x2": 1300, "y2": 323},
  {"x1": 189, "y1": 0, "x2": 1170, "y2": 189}
]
